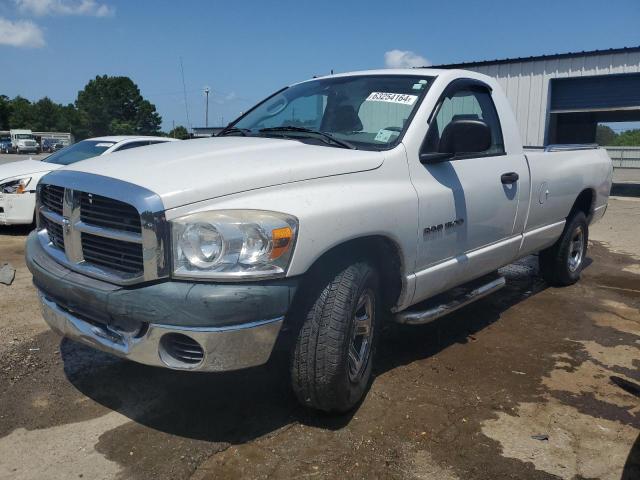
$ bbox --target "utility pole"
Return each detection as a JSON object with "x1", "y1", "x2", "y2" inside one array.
[{"x1": 204, "y1": 86, "x2": 210, "y2": 128}]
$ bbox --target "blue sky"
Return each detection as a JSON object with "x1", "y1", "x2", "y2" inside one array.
[{"x1": 1, "y1": 0, "x2": 639, "y2": 131}]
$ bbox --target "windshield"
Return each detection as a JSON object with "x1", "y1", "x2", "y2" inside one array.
[
  {"x1": 44, "y1": 140, "x2": 114, "y2": 165},
  {"x1": 231, "y1": 75, "x2": 434, "y2": 150},
  {"x1": 16, "y1": 134, "x2": 33, "y2": 139}
]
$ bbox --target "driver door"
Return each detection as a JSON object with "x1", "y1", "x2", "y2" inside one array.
[{"x1": 408, "y1": 80, "x2": 528, "y2": 303}]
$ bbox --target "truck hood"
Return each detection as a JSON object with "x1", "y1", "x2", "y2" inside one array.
[
  {"x1": 60, "y1": 137, "x2": 384, "y2": 209},
  {"x1": 0, "y1": 160, "x2": 59, "y2": 182}
]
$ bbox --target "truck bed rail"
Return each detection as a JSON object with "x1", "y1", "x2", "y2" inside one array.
[{"x1": 524, "y1": 144, "x2": 600, "y2": 152}]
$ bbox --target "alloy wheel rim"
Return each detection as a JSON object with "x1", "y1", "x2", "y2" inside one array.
[
  {"x1": 568, "y1": 226, "x2": 585, "y2": 272},
  {"x1": 348, "y1": 289, "x2": 374, "y2": 383}
]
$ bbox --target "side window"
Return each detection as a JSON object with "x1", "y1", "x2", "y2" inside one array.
[
  {"x1": 423, "y1": 86, "x2": 504, "y2": 156},
  {"x1": 114, "y1": 141, "x2": 149, "y2": 151}
]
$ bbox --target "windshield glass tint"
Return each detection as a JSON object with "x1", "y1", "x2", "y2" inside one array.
[
  {"x1": 233, "y1": 75, "x2": 434, "y2": 150},
  {"x1": 16, "y1": 134, "x2": 33, "y2": 139},
  {"x1": 44, "y1": 140, "x2": 113, "y2": 165}
]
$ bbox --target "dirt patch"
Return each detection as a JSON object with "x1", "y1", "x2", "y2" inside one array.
[
  {"x1": 482, "y1": 400, "x2": 638, "y2": 480},
  {"x1": 591, "y1": 198, "x2": 640, "y2": 261},
  {"x1": 0, "y1": 226, "x2": 45, "y2": 358}
]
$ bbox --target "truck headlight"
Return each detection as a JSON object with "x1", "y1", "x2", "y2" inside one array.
[
  {"x1": 171, "y1": 210, "x2": 298, "y2": 280},
  {"x1": 0, "y1": 177, "x2": 31, "y2": 194}
]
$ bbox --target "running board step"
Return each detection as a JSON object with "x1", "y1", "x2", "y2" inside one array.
[{"x1": 394, "y1": 274, "x2": 506, "y2": 325}]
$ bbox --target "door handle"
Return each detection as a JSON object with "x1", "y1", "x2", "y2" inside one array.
[{"x1": 501, "y1": 172, "x2": 519, "y2": 184}]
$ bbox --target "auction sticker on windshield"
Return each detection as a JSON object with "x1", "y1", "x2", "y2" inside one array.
[
  {"x1": 374, "y1": 129, "x2": 399, "y2": 142},
  {"x1": 365, "y1": 92, "x2": 418, "y2": 105}
]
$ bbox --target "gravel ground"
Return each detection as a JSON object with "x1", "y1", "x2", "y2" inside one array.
[
  {"x1": 0, "y1": 200, "x2": 638, "y2": 480},
  {"x1": 0, "y1": 153, "x2": 48, "y2": 165}
]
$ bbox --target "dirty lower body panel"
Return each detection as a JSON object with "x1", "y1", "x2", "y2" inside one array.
[{"x1": 25, "y1": 231, "x2": 298, "y2": 371}]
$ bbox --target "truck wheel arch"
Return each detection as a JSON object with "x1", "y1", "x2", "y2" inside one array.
[
  {"x1": 570, "y1": 188, "x2": 596, "y2": 223},
  {"x1": 294, "y1": 235, "x2": 405, "y2": 314}
]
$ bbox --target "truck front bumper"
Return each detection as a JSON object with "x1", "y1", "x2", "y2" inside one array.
[
  {"x1": 26, "y1": 232, "x2": 297, "y2": 371},
  {"x1": 17, "y1": 146, "x2": 38, "y2": 153}
]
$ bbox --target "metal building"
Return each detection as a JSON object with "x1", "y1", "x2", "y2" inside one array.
[{"x1": 438, "y1": 46, "x2": 640, "y2": 147}]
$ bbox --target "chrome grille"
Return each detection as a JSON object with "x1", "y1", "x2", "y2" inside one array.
[
  {"x1": 81, "y1": 232, "x2": 144, "y2": 274},
  {"x1": 40, "y1": 185, "x2": 64, "y2": 215},
  {"x1": 41, "y1": 215, "x2": 64, "y2": 250},
  {"x1": 80, "y1": 192, "x2": 141, "y2": 234},
  {"x1": 36, "y1": 171, "x2": 169, "y2": 286}
]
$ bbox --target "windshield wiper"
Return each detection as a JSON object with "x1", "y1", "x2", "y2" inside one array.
[
  {"x1": 258, "y1": 126, "x2": 356, "y2": 150},
  {"x1": 216, "y1": 126, "x2": 251, "y2": 137}
]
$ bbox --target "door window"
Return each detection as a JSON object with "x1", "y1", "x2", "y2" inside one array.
[{"x1": 423, "y1": 86, "x2": 505, "y2": 156}]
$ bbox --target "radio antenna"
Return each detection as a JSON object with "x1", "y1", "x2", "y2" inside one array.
[{"x1": 180, "y1": 57, "x2": 192, "y2": 129}]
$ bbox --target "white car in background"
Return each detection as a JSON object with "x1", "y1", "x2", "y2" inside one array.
[{"x1": 0, "y1": 136, "x2": 178, "y2": 225}]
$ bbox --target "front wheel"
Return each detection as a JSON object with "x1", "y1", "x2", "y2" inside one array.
[
  {"x1": 291, "y1": 261, "x2": 380, "y2": 412},
  {"x1": 539, "y1": 211, "x2": 588, "y2": 286}
]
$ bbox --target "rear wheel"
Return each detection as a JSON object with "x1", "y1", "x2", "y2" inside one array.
[
  {"x1": 539, "y1": 211, "x2": 588, "y2": 286},
  {"x1": 291, "y1": 261, "x2": 379, "y2": 412}
]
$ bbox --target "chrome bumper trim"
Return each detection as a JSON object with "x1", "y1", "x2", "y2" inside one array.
[{"x1": 38, "y1": 291, "x2": 284, "y2": 371}]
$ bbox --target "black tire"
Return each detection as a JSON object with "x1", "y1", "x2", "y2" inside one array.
[
  {"x1": 291, "y1": 261, "x2": 380, "y2": 413},
  {"x1": 539, "y1": 211, "x2": 588, "y2": 286}
]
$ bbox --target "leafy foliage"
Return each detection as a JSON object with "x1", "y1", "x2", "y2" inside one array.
[
  {"x1": 168, "y1": 125, "x2": 189, "y2": 139},
  {"x1": 611, "y1": 129, "x2": 640, "y2": 146},
  {"x1": 595, "y1": 125, "x2": 617, "y2": 146},
  {"x1": 76, "y1": 75, "x2": 162, "y2": 137},
  {"x1": 1, "y1": 75, "x2": 163, "y2": 139},
  {"x1": 596, "y1": 124, "x2": 640, "y2": 146}
]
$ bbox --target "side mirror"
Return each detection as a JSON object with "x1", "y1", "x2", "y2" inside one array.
[{"x1": 420, "y1": 119, "x2": 492, "y2": 164}]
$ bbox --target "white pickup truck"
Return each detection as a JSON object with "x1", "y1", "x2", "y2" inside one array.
[{"x1": 26, "y1": 68, "x2": 612, "y2": 412}]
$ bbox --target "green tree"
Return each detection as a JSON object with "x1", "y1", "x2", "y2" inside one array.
[
  {"x1": 58, "y1": 103, "x2": 87, "y2": 139},
  {"x1": 32, "y1": 97, "x2": 63, "y2": 131},
  {"x1": 611, "y1": 129, "x2": 640, "y2": 146},
  {"x1": 8, "y1": 96, "x2": 36, "y2": 128},
  {"x1": 136, "y1": 100, "x2": 162, "y2": 135},
  {"x1": 595, "y1": 125, "x2": 617, "y2": 146},
  {"x1": 76, "y1": 75, "x2": 162, "y2": 137},
  {"x1": 109, "y1": 119, "x2": 137, "y2": 135},
  {"x1": 0, "y1": 95, "x2": 12, "y2": 130},
  {"x1": 168, "y1": 125, "x2": 189, "y2": 139}
]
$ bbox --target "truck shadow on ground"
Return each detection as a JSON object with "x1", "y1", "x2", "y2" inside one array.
[
  {"x1": 0, "y1": 224, "x2": 35, "y2": 236},
  {"x1": 623, "y1": 433, "x2": 640, "y2": 480},
  {"x1": 61, "y1": 256, "x2": 551, "y2": 445}
]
